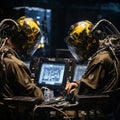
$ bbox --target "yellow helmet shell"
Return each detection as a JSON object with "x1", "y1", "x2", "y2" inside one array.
[
  {"x1": 71, "y1": 20, "x2": 92, "y2": 35},
  {"x1": 17, "y1": 16, "x2": 41, "y2": 47},
  {"x1": 68, "y1": 20, "x2": 93, "y2": 47},
  {"x1": 66, "y1": 20, "x2": 99, "y2": 62}
]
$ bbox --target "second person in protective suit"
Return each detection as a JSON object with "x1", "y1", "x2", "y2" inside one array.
[
  {"x1": 65, "y1": 19, "x2": 120, "y2": 119},
  {"x1": 65, "y1": 19, "x2": 120, "y2": 95}
]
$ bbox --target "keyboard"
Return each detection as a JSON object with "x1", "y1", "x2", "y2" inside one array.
[{"x1": 42, "y1": 96, "x2": 66, "y2": 105}]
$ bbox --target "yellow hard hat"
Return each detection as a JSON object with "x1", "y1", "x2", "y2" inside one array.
[
  {"x1": 65, "y1": 20, "x2": 99, "y2": 62},
  {"x1": 17, "y1": 16, "x2": 42, "y2": 50}
]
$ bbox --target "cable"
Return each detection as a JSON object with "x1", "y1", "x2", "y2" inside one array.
[
  {"x1": 91, "y1": 19, "x2": 120, "y2": 34},
  {"x1": 0, "y1": 19, "x2": 20, "y2": 32},
  {"x1": 0, "y1": 38, "x2": 8, "y2": 50},
  {"x1": 32, "y1": 104, "x2": 72, "y2": 120}
]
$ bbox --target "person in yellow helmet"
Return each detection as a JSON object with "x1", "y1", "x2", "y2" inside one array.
[
  {"x1": 0, "y1": 16, "x2": 44, "y2": 119},
  {"x1": 65, "y1": 19, "x2": 120, "y2": 118}
]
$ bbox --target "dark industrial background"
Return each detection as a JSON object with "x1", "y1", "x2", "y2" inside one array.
[{"x1": 1, "y1": 0, "x2": 120, "y2": 57}]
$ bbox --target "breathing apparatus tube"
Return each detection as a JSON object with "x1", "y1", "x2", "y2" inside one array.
[{"x1": 91, "y1": 19, "x2": 120, "y2": 35}]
